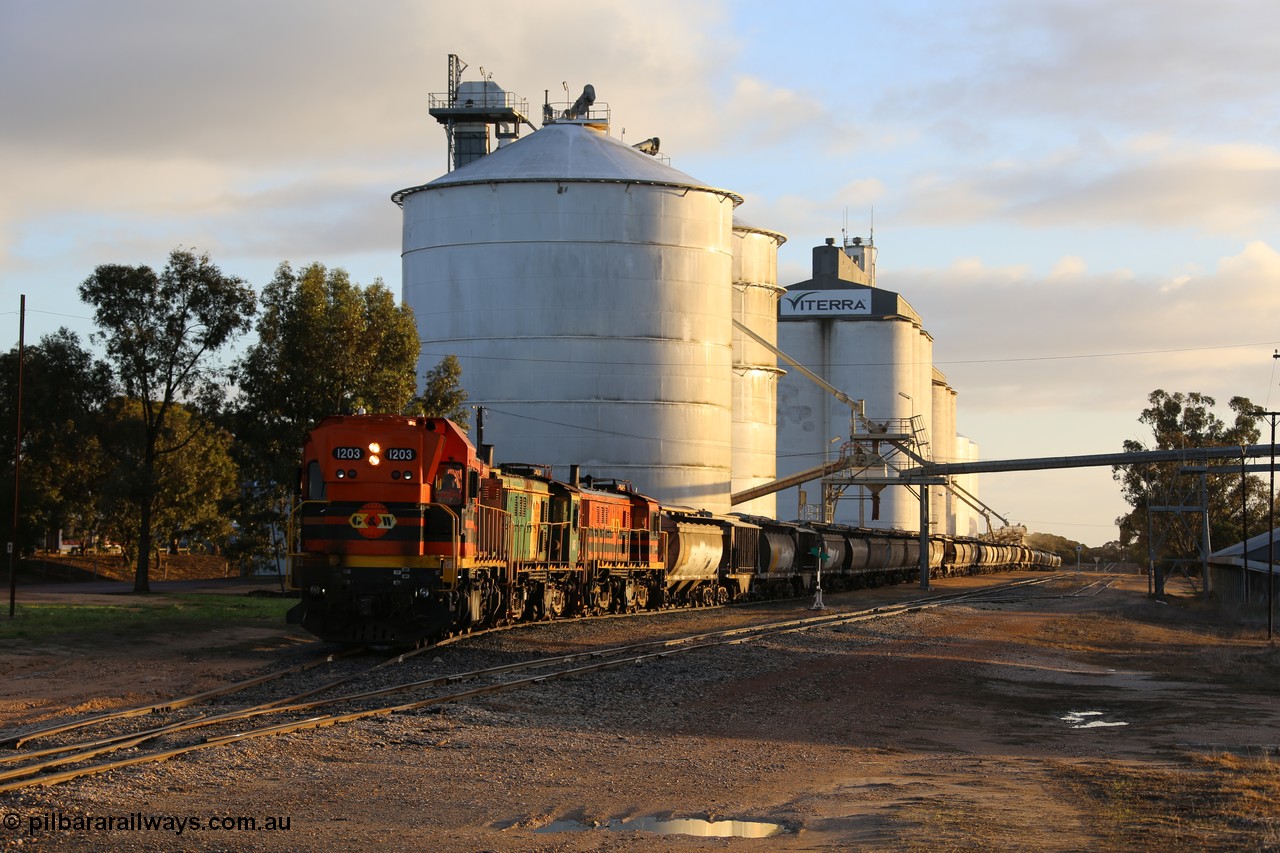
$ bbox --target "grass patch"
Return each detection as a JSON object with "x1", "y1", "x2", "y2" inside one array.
[
  {"x1": 0, "y1": 594, "x2": 294, "y2": 644},
  {"x1": 1053, "y1": 754, "x2": 1280, "y2": 850}
]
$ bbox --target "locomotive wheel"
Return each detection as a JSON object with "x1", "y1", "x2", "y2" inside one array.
[
  {"x1": 507, "y1": 587, "x2": 526, "y2": 622},
  {"x1": 616, "y1": 578, "x2": 636, "y2": 613},
  {"x1": 701, "y1": 586, "x2": 716, "y2": 607},
  {"x1": 716, "y1": 585, "x2": 729, "y2": 606},
  {"x1": 485, "y1": 582, "x2": 503, "y2": 626},
  {"x1": 545, "y1": 586, "x2": 566, "y2": 619},
  {"x1": 590, "y1": 582, "x2": 612, "y2": 613},
  {"x1": 634, "y1": 584, "x2": 650, "y2": 610}
]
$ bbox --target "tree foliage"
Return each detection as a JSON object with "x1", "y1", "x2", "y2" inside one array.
[
  {"x1": 5, "y1": 253, "x2": 441, "y2": 586},
  {"x1": 235, "y1": 263, "x2": 419, "y2": 475},
  {"x1": 1023, "y1": 531, "x2": 1084, "y2": 563},
  {"x1": 1112, "y1": 389, "x2": 1263, "y2": 567},
  {"x1": 79, "y1": 248, "x2": 256, "y2": 591},
  {"x1": 232, "y1": 262, "x2": 421, "y2": 558},
  {"x1": 97, "y1": 399, "x2": 239, "y2": 563},
  {"x1": 0, "y1": 330, "x2": 112, "y2": 552},
  {"x1": 409, "y1": 354, "x2": 469, "y2": 429}
]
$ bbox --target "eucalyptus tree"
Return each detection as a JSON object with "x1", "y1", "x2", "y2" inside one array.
[
  {"x1": 1113, "y1": 389, "x2": 1263, "y2": 568},
  {"x1": 408, "y1": 353, "x2": 469, "y2": 428},
  {"x1": 79, "y1": 248, "x2": 256, "y2": 592},
  {"x1": 0, "y1": 329, "x2": 112, "y2": 552},
  {"x1": 98, "y1": 399, "x2": 239, "y2": 565}
]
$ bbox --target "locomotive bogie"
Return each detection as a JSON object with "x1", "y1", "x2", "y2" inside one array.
[{"x1": 287, "y1": 561, "x2": 452, "y2": 645}]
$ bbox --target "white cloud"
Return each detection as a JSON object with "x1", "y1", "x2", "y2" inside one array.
[
  {"x1": 888, "y1": 136, "x2": 1280, "y2": 238},
  {"x1": 875, "y1": 0, "x2": 1280, "y2": 134},
  {"x1": 0, "y1": 0, "x2": 737, "y2": 280},
  {"x1": 3, "y1": 0, "x2": 1278, "y2": 544},
  {"x1": 895, "y1": 242, "x2": 1280, "y2": 426},
  {"x1": 1048, "y1": 256, "x2": 1086, "y2": 279}
]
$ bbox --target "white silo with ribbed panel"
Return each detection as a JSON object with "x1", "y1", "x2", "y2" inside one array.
[
  {"x1": 731, "y1": 218, "x2": 787, "y2": 517},
  {"x1": 394, "y1": 120, "x2": 742, "y2": 512}
]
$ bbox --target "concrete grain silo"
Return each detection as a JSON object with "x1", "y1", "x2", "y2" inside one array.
[
  {"x1": 731, "y1": 218, "x2": 787, "y2": 517},
  {"x1": 394, "y1": 113, "x2": 743, "y2": 512},
  {"x1": 931, "y1": 370, "x2": 959, "y2": 534},
  {"x1": 953, "y1": 434, "x2": 982, "y2": 536}
]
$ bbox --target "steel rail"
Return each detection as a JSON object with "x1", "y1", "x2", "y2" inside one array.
[
  {"x1": 0, "y1": 572, "x2": 1076, "y2": 793},
  {"x1": 0, "y1": 645, "x2": 357, "y2": 750},
  {"x1": 0, "y1": 636, "x2": 466, "y2": 769}
]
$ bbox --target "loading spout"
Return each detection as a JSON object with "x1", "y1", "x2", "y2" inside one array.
[{"x1": 563, "y1": 84, "x2": 596, "y2": 119}]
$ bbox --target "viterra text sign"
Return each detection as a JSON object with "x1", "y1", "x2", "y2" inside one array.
[{"x1": 779, "y1": 289, "x2": 873, "y2": 317}]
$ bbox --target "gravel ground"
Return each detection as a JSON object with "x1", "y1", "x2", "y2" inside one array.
[{"x1": 4, "y1": 572, "x2": 1280, "y2": 851}]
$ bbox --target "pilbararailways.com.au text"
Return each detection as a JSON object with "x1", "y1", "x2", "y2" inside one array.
[{"x1": 8, "y1": 810, "x2": 292, "y2": 837}]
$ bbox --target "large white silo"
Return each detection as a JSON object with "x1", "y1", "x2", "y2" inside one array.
[
  {"x1": 775, "y1": 237, "x2": 936, "y2": 530},
  {"x1": 731, "y1": 219, "x2": 787, "y2": 517},
  {"x1": 394, "y1": 121, "x2": 743, "y2": 512}
]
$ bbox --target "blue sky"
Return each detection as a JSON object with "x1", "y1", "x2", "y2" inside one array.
[{"x1": 3, "y1": 0, "x2": 1278, "y2": 544}]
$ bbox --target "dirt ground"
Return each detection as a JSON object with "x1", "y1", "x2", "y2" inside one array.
[{"x1": 3, "y1": 572, "x2": 1280, "y2": 852}]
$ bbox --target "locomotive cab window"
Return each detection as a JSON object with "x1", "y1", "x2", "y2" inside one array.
[{"x1": 434, "y1": 464, "x2": 464, "y2": 506}]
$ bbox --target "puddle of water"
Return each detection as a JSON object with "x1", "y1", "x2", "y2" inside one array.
[
  {"x1": 1061, "y1": 709, "x2": 1129, "y2": 729},
  {"x1": 536, "y1": 816, "x2": 784, "y2": 838}
]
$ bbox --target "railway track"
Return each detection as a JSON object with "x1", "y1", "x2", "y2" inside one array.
[{"x1": 0, "y1": 571, "x2": 1087, "y2": 794}]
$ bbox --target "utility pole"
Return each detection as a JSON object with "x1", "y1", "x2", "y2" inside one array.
[
  {"x1": 1257, "y1": 405, "x2": 1278, "y2": 642},
  {"x1": 1242, "y1": 444, "x2": 1250, "y2": 606},
  {"x1": 9, "y1": 295, "x2": 25, "y2": 618}
]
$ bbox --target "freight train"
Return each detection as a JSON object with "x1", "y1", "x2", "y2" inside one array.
[{"x1": 286, "y1": 414, "x2": 1059, "y2": 646}]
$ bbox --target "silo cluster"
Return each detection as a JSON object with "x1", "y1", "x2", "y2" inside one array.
[
  {"x1": 774, "y1": 238, "x2": 972, "y2": 535},
  {"x1": 395, "y1": 66, "x2": 977, "y2": 535}
]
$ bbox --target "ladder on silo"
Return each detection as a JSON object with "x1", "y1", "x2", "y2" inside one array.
[{"x1": 906, "y1": 414, "x2": 930, "y2": 463}]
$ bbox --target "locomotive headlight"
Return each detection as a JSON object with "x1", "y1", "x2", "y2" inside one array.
[
  {"x1": 336, "y1": 470, "x2": 345, "y2": 479},
  {"x1": 368, "y1": 454, "x2": 381, "y2": 466},
  {"x1": 368, "y1": 442, "x2": 381, "y2": 454}
]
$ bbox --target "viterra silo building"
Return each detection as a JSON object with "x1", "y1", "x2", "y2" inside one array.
[
  {"x1": 775, "y1": 236, "x2": 937, "y2": 531},
  {"x1": 773, "y1": 235, "x2": 984, "y2": 536}
]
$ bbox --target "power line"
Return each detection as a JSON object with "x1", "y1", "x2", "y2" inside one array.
[{"x1": 419, "y1": 339, "x2": 1280, "y2": 370}]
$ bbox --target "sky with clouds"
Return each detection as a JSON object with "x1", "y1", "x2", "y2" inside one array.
[{"x1": 2, "y1": 0, "x2": 1278, "y2": 545}]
